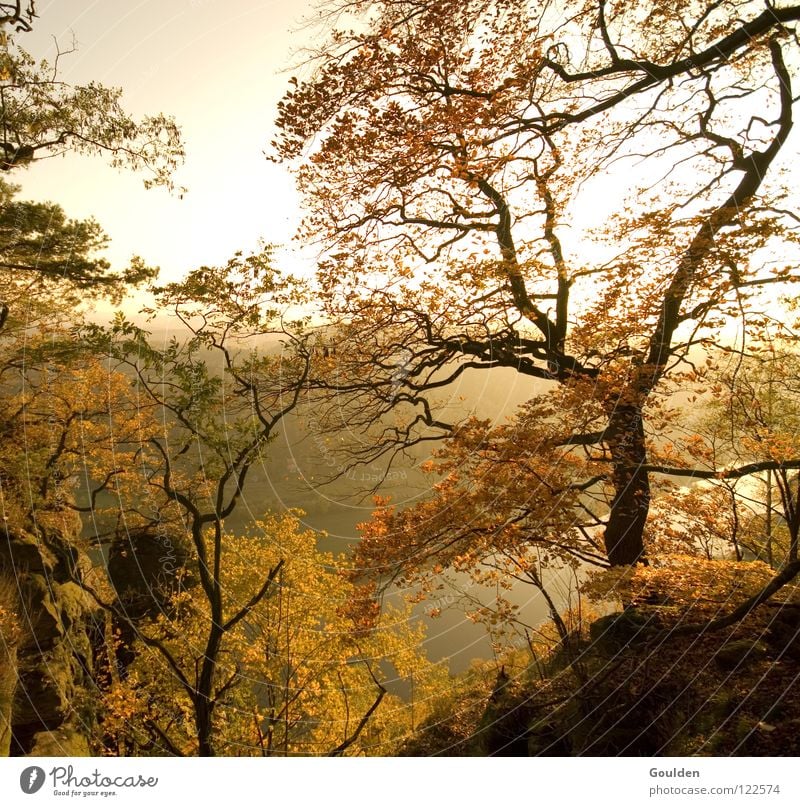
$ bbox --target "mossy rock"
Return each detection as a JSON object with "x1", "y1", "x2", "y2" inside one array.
[
  {"x1": 714, "y1": 639, "x2": 769, "y2": 671},
  {"x1": 24, "y1": 574, "x2": 64, "y2": 647},
  {"x1": 29, "y1": 724, "x2": 90, "y2": 757},
  {"x1": 55, "y1": 582, "x2": 94, "y2": 632},
  {"x1": 589, "y1": 609, "x2": 654, "y2": 654},
  {"x1": 12, "y1": 569, "x2": 98, "y2": 744},
  {"x1": 472, "y1": 670, "x2": 531, "y2": 756}
]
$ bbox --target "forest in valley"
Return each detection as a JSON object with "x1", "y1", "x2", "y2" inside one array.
[{"x1": 2, "y1": 0, "x2": 800, "y2": 758}]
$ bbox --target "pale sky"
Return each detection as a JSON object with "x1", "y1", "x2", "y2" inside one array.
[{"x1": 15, "y1": 1, "x2": 321, "y2": 290}]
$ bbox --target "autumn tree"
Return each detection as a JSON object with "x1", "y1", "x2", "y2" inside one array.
[
  {"x1": 76, "y1": 250, "x2": 322, "y2": 756},
  {"x1": 273, "y1": 0, "x2": 800, "y2": 601},
  {"x1": 0, "y1": 294, "x2": 177, "y2": 756},
  {"x1": 5, "y1": 250, "x2": 444, "y2": 757},
  {"x1": 622, "y1": 334, "x2": 800, "y2": 569},
  {"x1": 0, "y1": 175, "x2": 164, "y2": 578},
  {"x1": 100, "y1": 513, "x2": 444, "y2": 756}
]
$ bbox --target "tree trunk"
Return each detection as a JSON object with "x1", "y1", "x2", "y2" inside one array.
[
  {"x1": 787, "y1": 474, "x2": 799, "y2": 565},
  {"x1": 196, "y1": 698, "x2": 214, "y2": 757},
  {"x1": 195, "y1": 623, "x2": 223, "y2": 757},
  {"x1": 603, "y1": 404, "x2": 649, "y2": 566}
]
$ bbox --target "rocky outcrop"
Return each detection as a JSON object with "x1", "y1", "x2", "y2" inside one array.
[
  {"x1": 401, "y1": 600, "x2": 800, "y2": 757},
  {"x1": 473, "y1": 667, "x2": 531, "y2": 756},
  {"x1": 0, "y1": 510, "x2": 101, "y2": 756},
  {"x1": 29, "y1": 723, "x2": 91, "y2": 756},
  {"x1": 0, "y1": 575, "x2": 21, "y2": 756},
  {"x1": 107, "y1": 525, "x2": 191, "y2": 621}
]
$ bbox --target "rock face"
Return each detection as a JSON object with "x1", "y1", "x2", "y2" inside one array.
[
  {"x1": 107, "y1": 526, "x2": 191, "y2": 621},
  {"x1": 0, "y1": 511, "x2": 101, "y2": 756},
  {"x1": 0, "y1": 612, "x2": 19, "y2": 756}
]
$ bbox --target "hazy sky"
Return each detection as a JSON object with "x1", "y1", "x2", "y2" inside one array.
[{"x1": 16, "y1": 1, "x2": 321, "y2": 288}]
